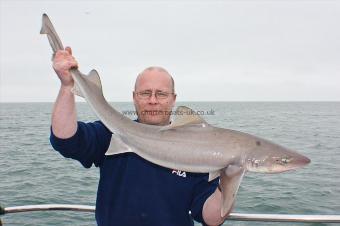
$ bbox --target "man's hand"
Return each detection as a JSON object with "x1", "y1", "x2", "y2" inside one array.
[
  {"x1": 53, "y1": 46, "x2": 78, "y2": 87},
  {"x1": 202, "y1": 186, "x2": 234, "y2": 226}
]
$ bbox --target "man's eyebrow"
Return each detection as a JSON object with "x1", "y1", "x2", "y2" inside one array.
[
  {"x1": 156, "y1": 89, "x2": 173, "y2": 92},
  {"x1": 138, "y1": 89, "x2": 152, "y2": 92},
  {"x1": 139, "y1": 89, "x2": 170, "y2": 92}
]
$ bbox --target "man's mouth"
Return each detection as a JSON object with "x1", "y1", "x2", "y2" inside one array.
[{"x1": 141, "y1": 110, "x2": 165, "y2": 116}]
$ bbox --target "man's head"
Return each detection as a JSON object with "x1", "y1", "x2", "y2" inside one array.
[{"x1": 133, "y1": 66, "x2": 176, "y2": 125}]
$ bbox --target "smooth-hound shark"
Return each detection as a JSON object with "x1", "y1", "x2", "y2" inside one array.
[{"x1": 40, "y1": 14, "x2": 310, "y2": 217}]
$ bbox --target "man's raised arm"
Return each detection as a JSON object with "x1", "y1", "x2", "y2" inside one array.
[{"x1": 51, "y1": 46, "x2": 78, "y2": 138}]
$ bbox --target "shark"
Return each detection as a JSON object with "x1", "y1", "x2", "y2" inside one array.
[{"x1": 40, "y1": 13, "x2": 311, "y2": 217}]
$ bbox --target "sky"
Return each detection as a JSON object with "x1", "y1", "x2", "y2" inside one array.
[{"x1": 1, "y1": 0, "x2": 339, "y2": 102}]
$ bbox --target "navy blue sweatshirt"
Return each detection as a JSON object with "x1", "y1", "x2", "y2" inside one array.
[{"x1": 50, "y1": 121, "x2": 218, "y2": 226}]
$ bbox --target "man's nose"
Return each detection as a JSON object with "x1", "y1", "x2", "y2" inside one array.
[{"x1": 148, "y1": 93, "x2": 159, "y2": 104}]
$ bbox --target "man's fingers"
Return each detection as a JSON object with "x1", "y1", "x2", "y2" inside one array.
[
  {"x1": 68, "y1": 61, "x2": 78, "y2": 69},
  {"x1": 55, "y1": 50, "x2": 69, "y2": 58},
  {"x1": 65, "y1": 46, "x2": 72, "y2": 55}
]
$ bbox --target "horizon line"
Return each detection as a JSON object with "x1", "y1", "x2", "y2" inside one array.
[{"x1": 1, "y1": 100, "x2": 340, "y2": 103}]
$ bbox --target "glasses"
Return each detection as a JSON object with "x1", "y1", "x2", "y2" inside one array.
[{"x1": 135, "y1": 90, "x2": 175, "y2": 99}]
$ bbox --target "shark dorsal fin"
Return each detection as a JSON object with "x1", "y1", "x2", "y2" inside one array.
[
  {"x1": 87, "y1": 69, "x2": 102, "y2": 90},
  {"x1": 161, "y1": 106, "x2": 207, "y2": 131},
  {"x1": 72, "y1": 69, "x2": 102, "y2": 97}
]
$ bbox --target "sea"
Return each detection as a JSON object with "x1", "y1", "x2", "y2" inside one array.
[{"x1": 0, "y1": 102, "x2": 339, "y2": 226}]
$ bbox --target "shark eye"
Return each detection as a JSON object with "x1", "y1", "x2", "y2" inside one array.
[{"x1": 275, "y1": 158, "x2": 284, "y2": 165}]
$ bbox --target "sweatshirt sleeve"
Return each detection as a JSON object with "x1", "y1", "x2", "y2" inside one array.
[
  {"x1": 190, "y1": 176, "x2": 219, "y2": 224},
  {"x1": 50, "y1": 121, "x2": 112, "y2": 168}
]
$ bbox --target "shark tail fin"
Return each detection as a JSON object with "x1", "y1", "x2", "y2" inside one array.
[
  {"x1": 40, "y1": 14, "x2": 64, "y2": 54},
  {"x1": 40, "y1": 14, "x2": 50, "y2": 34},
  {"x1": 72, "y1": 69, "x2": 102, "y2": 98},
  {"x1": 219, "y1": 165, "x2": 245, "y2": 217}
]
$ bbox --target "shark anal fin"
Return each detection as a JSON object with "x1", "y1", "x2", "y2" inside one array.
[
  {"x1": 219, "y1": 165, "x2": 245, "y2": 217},
  {"x1": 208, "y1": 170, "x2": 220, "y2": 182},
  {"x1": 105, "y1": 134, "x2": 134, "y2": 156},
  {"x1": 71, "y1": 83, "x2": 84, "y2": 97},
  {"x1": 161, "y1": 106, "x2": 208, "y2": 131}
]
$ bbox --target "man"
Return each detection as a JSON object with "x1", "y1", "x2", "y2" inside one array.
[{"x1": 50, "y1": 47, "x2": 229, "y2": 226}]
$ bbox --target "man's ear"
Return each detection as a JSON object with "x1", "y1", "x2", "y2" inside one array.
[{"x1": 172, "y1": 94, "x2": 177, "y2": 107}]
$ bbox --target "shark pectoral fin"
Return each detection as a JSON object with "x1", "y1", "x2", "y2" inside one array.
[
  {"x1": 219, "y1": 165, "x2": 245, "y2": 217},
  {"x1": 208, "y1": 170, "x2": 220, "y2": 182},
  {"x1": 105, "y1": 135, "x2": 134, "y2": 156},
  {"x1": 160, "y1": 106, "x2": 208, "y2": 131}
]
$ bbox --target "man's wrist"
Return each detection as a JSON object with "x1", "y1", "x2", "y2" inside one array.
[{"x1": 60, "y1": 84, "x2": 74, "y2": 93}]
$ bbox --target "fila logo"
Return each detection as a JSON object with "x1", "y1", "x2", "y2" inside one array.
[{"x1": 172, "y1": 169, "x2": 187, "y2": 178}]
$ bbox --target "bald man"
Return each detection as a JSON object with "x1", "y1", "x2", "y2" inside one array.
[{"x1": 50, "y1": 47, "x2": 227, "y2": 226}]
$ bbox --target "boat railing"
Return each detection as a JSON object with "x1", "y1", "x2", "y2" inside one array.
[{"x1": 1, "y1": 204, "x2": 340, "y2": 224}]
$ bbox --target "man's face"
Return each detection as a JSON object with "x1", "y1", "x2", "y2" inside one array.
[{"x1": 133, "y1": 70, "x2": 176, "y2": 125}]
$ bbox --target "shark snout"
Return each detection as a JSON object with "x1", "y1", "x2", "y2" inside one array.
[
  {"x1": 296, "y1": 155, "x2": 311, "y2": 166},
  {"x1": 287, "y1": 152, "x2": 311, "y2": 171}
]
